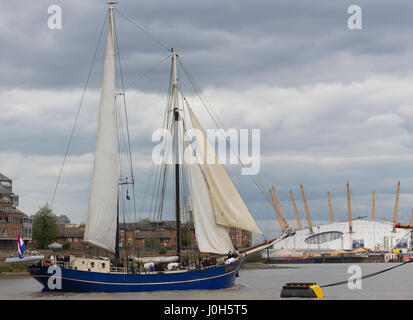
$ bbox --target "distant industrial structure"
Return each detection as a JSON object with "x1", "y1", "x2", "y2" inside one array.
[
  {"x1": 0, "y1": 173, "x2": 32, "y2": 250},
  {"x1": 268, "y1": 181, "x2": 413, "y2": 252}
]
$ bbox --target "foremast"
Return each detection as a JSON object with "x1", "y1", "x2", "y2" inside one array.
[{"x1": 172, "y1": 50, "x2": 181, "y2": 262}]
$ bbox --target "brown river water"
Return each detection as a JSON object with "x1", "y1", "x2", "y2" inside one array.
[{"x1": 0, "y1": 263, "x2": 411, "y2": 300}]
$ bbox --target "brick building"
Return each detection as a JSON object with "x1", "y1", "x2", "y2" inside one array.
[
  {"x1": 229, "y1": 228, "x2": 252, "y2": 248},
  {"x1": 56, "y1": 224, "x2": 85, "y2": 250},
  {"x1": 119, "y1": 220, "x2": 197, "y2": 250},
  {"x1": 0, "y1": 174, "x2": 32, "y2": 250},
  {"x1": 119, "y1": 221, "x2": 252, "y2": 251}
]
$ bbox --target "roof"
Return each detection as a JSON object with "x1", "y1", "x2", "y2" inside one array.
[
  {"x1": 0, "y1": 184, "x2": 12, "y2": 195},
  {"x1": 0, "y1": 174, "x2": 11, "y2": 182},
  {"x1": 54, "y1": 214, "x2": 71, "y2": 223},
  {"x1": 120, "y1": 220, "x2": 193, "y2": 231},
  {"x1": 0, "y1": 207, "x2": 27, "y2": 216},
  {"x1": 58, "y1": 224, "x2": 84, "y2": 238},
  {"x1": 134, "y1": 230, "x2": 171, "y2": 239}
]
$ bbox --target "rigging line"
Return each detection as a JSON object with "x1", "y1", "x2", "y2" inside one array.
[
  {"x1": 177, "y1": 59, "x2": 275, "y2": 212},
  {"x1": 137, "y1": 59, "x2": 173, "y2": 221},
  {"x1": 126, "y1": 54, "x2": 171, "y2": 89},
  {"x1": 113, "y1": 12, "x2": 138, "y2": 224},
  {"x1": 113, "y1": 8, "x2": 171, "y2": 53},
  {"x1": 50, "y1": 11, "x2": 109, "y2": 209},
  {"x1": 149, "y1": 62, "x2": 175, "y2": 221},
  {"x1": 392, "y1": 229, "x2": 412, "y2": 250},
  {"x1": 320, "y1": 259, "x2": 413, "y2": 288}
]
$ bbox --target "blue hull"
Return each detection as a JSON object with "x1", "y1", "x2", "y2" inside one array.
[{"x1": 27, "y1": 257, "x2": 245, "y2": 292}]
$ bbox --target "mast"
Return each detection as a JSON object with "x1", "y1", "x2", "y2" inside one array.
[
  {"x1": 289, "y1": 190, "x2": 302, "y2": 230},
  {"x1": 115, "y1": 198, "x2": 119, "y2": 263},
  {"x1": 172, "y1": 50, "x2": 181, "y2": 262},
  {"x1": 272, "y1": 186, "x2": 287, "y2": 232},
  {"x1": 300, "y1": 184, "x2": 313, "y2": 233},
  {"x1": 347, "y1": 182, "x2": 353, "y2": 233},
  {"x1": 327, "y1": 191, "x2": 334, "y2": 224},
  {"x1": 269, "y1": 188, "x2": 285, "y2": 233},
  {"x1": 372, "y1": 190, "x2": 376, "y2": 221},
  {"x1": 392, "y1": 181, "x2": 400, "y2": 232}
]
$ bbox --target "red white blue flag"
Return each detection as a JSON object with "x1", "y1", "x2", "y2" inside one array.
[{"x1": 17, "y1": 234, "x2": 26, "y2": 259}]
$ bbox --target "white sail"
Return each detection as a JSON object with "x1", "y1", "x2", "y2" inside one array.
[
  {"x1": 186, "y1": 143, "x2": 235, "y2": 254},
  {"x1": 84, "y1": 8, "x2": 118, "y2": 253},
  {"x1": 187, "y1": 105, "x2": 262, "y2": 234}
]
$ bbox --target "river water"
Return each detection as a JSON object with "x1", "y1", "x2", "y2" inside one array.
[{"x1": 0, "y1": 263, "x2": 411, "y2": 300}]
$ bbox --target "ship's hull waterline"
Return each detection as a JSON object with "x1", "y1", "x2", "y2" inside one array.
[{"x1": 27, "y1": 257, "x2": 244, "y2": 292}]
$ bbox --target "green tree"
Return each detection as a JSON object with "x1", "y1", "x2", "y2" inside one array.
[
  {"x1": 144, "y1": 238, "x2": 160, "y2": 249},
  {"x1": 32, "y1": 204, "x2": 59, "y2": 249},
  {"x1": 181, "y1": 231, "x2": 191, "y2": 247},
  {"x1": 62, "y1": 242, "x2": 71, "y2": 250}
]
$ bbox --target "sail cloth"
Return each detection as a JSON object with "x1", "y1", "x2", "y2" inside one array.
[
  {"x1": 186, "y1": 143, "x2": 235, "y2": 254},
  {"x1": 84, "y1": 8, "x2": 119, "y2": 253},
  {"x1": 186, "y1": 105, "x2": 262, "y2": 234}
]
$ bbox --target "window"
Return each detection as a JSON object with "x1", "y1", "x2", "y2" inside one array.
[
  {"x1": 352, "y1": 239, "x2": 364, "y2": 249},
  {"x1": 68, "y1": 237, "x2": 72, "y2": 242},
  {"x1": 305, "y1": 231, "x2": 343, "y2": 245},
  {"x1": 120, "y1": 230, "x2": 124, "y2": 236},
  {"x1": 74, "y1": 238, "x2": 78, "y2": 242}
]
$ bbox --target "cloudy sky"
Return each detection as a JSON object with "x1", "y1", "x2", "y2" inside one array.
[{"x1": 2, "y1": 0, "x2": 413, "y2": 240}]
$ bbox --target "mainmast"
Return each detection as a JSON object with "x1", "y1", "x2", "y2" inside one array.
[{"x1": 172, "y1": 50, "x2": 181, "y2": 262}]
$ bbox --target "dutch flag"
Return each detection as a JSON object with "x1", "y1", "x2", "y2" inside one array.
[{"x1": 17, "y1": 234, "x2": 26, "y2": 259}]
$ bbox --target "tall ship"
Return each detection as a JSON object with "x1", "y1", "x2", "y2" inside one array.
[{"x1": 27, "y1": 5, "x2": 293, "y2": 292}]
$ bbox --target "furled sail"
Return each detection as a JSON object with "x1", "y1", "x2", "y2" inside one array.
[
  {"x1": 186, "y1": 143, "x2": 235, "y2": 254},
  {"x1": 84, "y1": 8, "x2": 118, "y2": 253},
  {"x1": 187, "y1": 104, "x2": 262, "y2": 234}
]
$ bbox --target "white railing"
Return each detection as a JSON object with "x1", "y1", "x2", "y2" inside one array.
[
  {"x1": 110, "y1": 267, "x2": 127, "y2": 273},
  {"x1": 56, "y1": 261, "x2": 69, "y2": 269}
]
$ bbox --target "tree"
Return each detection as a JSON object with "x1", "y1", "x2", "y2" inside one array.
[
  {"x1": 181, "y1": 231, "x2": 191, "y2": 247},
  {"x1": 32, "y1": 204, "x2": 59, "y2": 249},
  {"x1": 62, "y1": 242, "x2": 71, "y2": 250}
]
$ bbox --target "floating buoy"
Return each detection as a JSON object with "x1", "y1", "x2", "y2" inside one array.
[{"x1": 280, "y1": 283, "x2": 324, "y2": 298}]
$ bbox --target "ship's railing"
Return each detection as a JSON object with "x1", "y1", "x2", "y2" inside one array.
[
  {"x1": 110, "y1": 267, "x2": 126, "y2": 273},
  {"x1": 56, "y1": 261, "x2": 69, "y2": 269}
]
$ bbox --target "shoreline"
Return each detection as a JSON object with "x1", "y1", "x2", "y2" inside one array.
[
  {"x1": 242, "y1": 262, "x2": 298, "y2": 269},
  {"x1": 0, "y1": 272, "x2": 30, "y2": 277}
]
